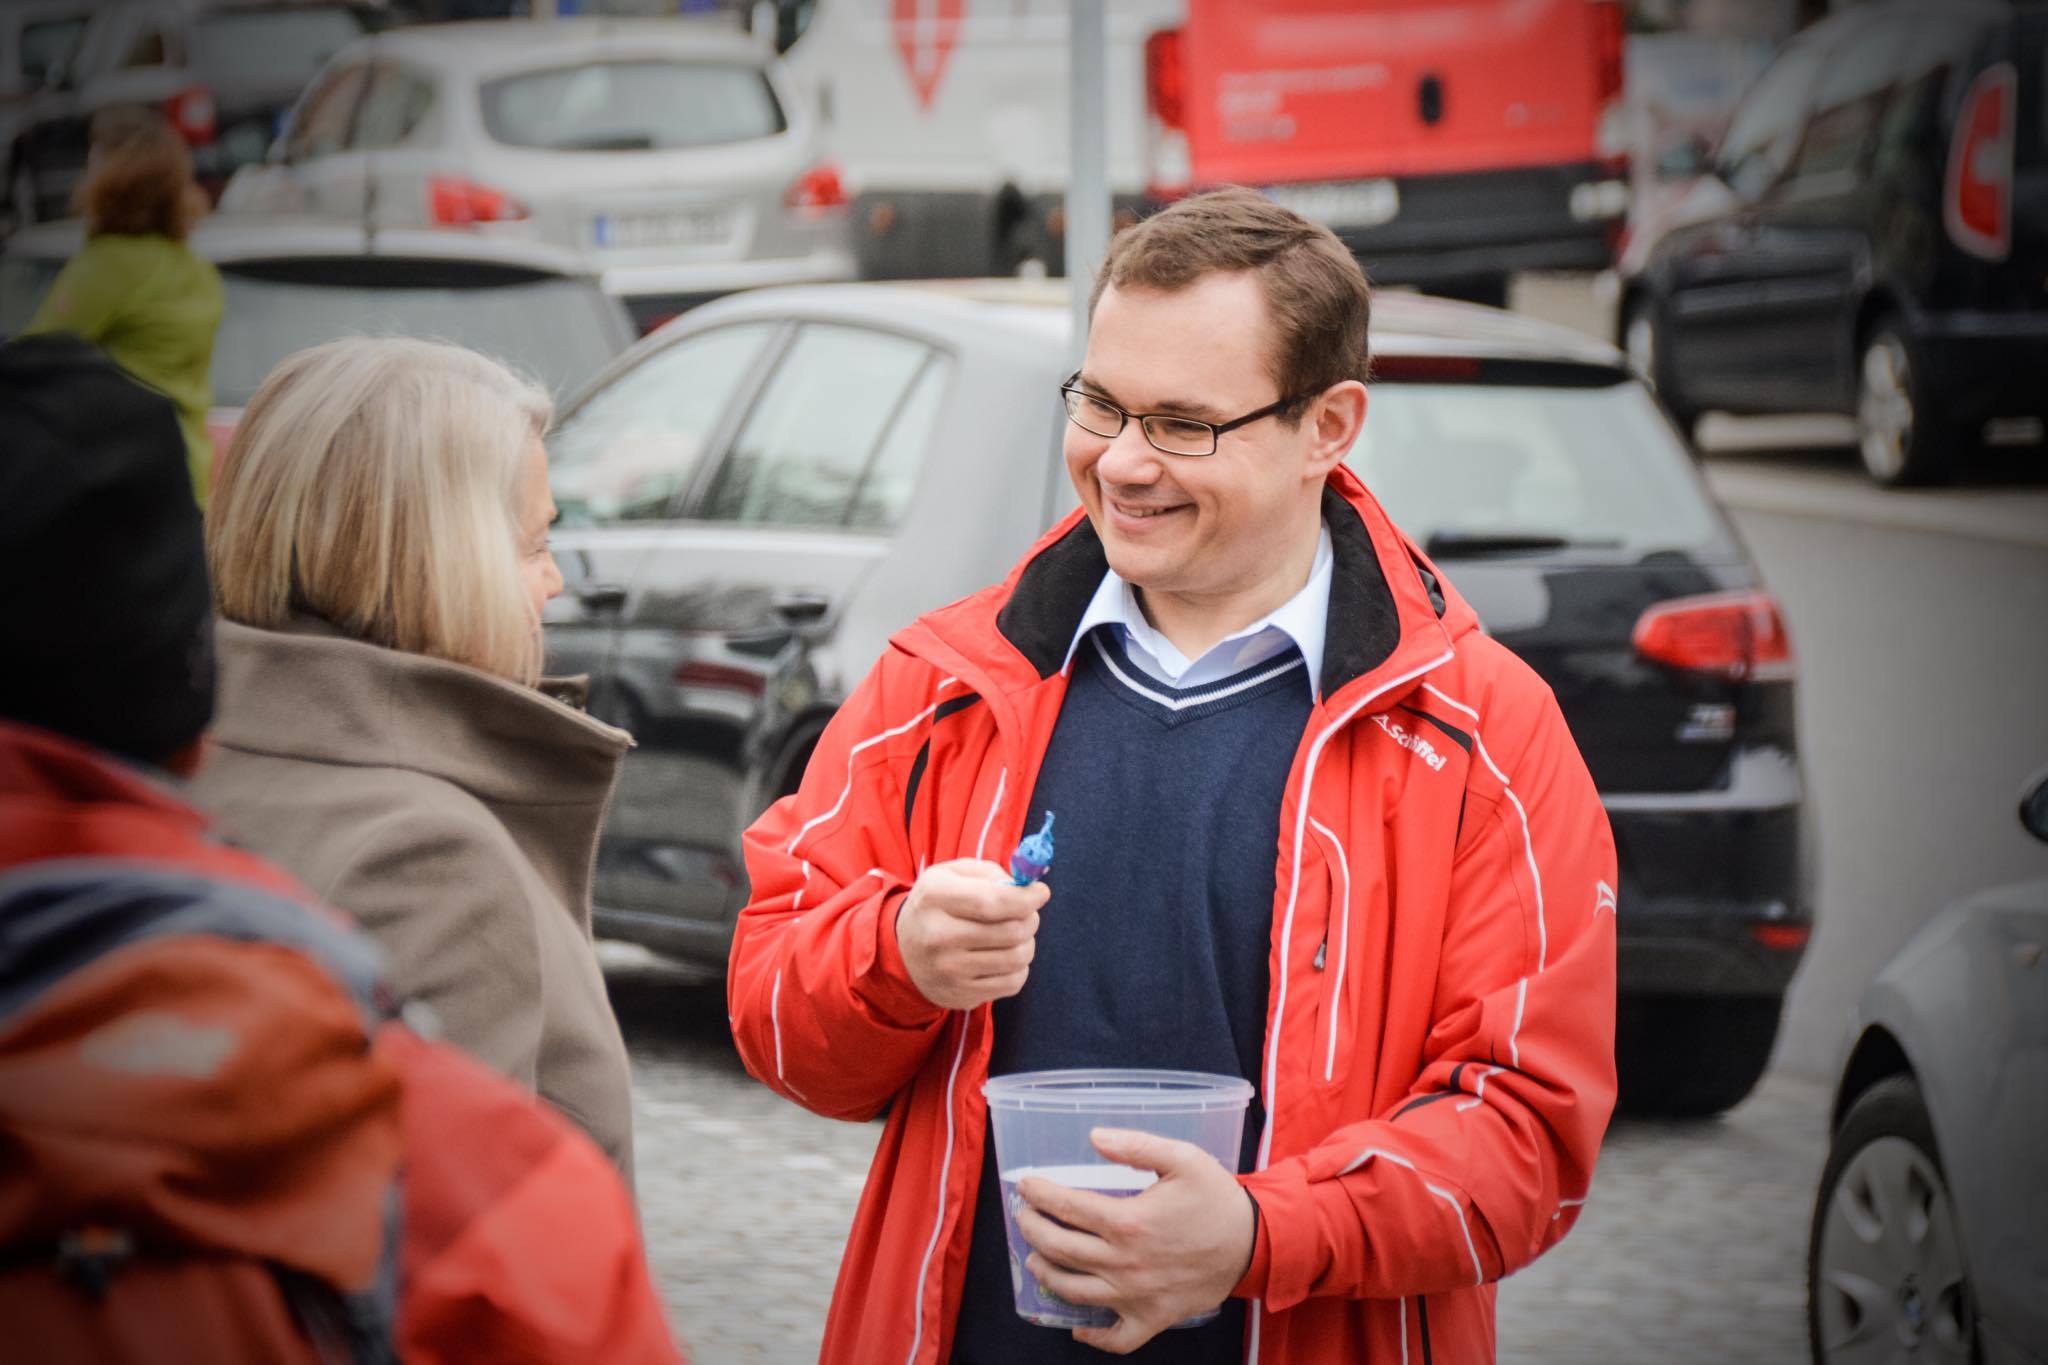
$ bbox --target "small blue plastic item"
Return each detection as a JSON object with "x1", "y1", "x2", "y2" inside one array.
[{"x1": 1009, "y1": 811, "x2": 1056, "y2": 886}]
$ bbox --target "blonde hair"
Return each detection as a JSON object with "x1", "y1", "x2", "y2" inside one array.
[{"x1": 208, "y1": 337, "x2": 554, "y2": 685}]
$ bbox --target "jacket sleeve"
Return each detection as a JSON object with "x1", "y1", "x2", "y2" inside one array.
[
  {"x1": 1239, "y1": 677, "x2": 1618, "y2": 1308},
  {"x1": 389, "y1": 1029, "x2": 685, "y2": 1365},
  {"x1": 726, "y1": 647, "x2": 952, "y2": 1122},
  {"x1": 329, "y1": 809, "x2": 546, "y2": 1091}
]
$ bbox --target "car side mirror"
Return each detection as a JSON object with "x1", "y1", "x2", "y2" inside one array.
[{"x1": 2021, "y1": 770, "x2": 2048, "y2": 845}]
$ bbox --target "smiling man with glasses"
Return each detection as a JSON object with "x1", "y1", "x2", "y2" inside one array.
[{"x1": 727, "y1": 187, "x2": 1617, "y2": 1365}]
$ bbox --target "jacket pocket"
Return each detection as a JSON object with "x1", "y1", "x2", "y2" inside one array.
[{"x1": 1306, "y1": 817, "x2": 1358, "y2": 1089}]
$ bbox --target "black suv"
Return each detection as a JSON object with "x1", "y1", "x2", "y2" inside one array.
[
  {"x1": 1620, "y1": 0, "x2": 2045, "y2": 486},
  {"x1": 7, "y1": 0, "x2": 389, "y2": 228}
]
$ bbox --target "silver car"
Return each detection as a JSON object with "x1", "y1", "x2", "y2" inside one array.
[
  {"x1": 1809, "y1": 774, "x2": 2048, "y2": 1365},
  {"x1": 221, "y1": 16, "x2": 855, "y2": 332}
]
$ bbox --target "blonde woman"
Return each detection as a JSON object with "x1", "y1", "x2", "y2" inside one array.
[{"x1": 193, "y1": 336, "x2": 638, "y2": 1177}]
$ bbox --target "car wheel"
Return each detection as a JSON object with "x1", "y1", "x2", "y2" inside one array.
[
  {"x1": 997, "y1": 217, "x2": 1053, "y2": 280},
  {"x1": 1623, "y1": 296, "x2": 1702, "y2": 444},
  {"x1": 1808, "y1": 1075, "x2": 1977, "y2": 1365},
  {"x1": 1857, "y1": 321, "x2": 1962, "y2": 488},
  {"x1": 1616, "y1": 994, "x2": 1780, "y2": 1117}
]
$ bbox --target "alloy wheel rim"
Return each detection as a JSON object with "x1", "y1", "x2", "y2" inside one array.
[
  {"x1": 1815, "y1": 1135, "x2": 1974, "y2": 1364},
  {"x1": 1858, "y1": 336, "x2": 1914, "y2": 480}
]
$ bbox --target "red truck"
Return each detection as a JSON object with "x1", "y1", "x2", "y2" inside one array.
[{"x1": 1155, "y1": 0, "x2": 1630, "y2": 304}]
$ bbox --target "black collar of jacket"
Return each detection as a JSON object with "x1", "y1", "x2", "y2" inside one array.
[{"x1": 996, "y1": 485, "x2": 1414, "y2": 699}]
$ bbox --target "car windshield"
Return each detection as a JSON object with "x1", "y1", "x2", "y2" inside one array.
[
  {"x1": 191, "y1": 8, "x2": 365, "y2": 87},
  {"x1": 209, "y1": 270, "x2": 624, "y2": 405},
  {"x1": 479, "y1": 60, "x2": 785, "y2": 151},
  {"x1": 1345, "y1": 377, "x2": 1723, "y2": 555}
]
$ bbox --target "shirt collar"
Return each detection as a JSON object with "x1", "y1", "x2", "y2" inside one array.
[{"x1": 1059, "y1": 524, "x2": 1333, "y2": 698}]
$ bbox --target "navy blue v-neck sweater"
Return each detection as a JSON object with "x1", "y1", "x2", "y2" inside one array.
[{"x1": 951, "y1": 628, "x2": 1314, "y2": 1365}]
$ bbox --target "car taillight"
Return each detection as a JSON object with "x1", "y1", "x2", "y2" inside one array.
[
  {"x1": 1144, "y1": 27, "x2": 1191, "y2": 200},
  {"x1": 1633, "y1": 590, "x2": 1793, "y2": 683},
  {"x1": 164, "y1": 85, "x2": 216, "y2": 146},
  {"x1": 1751, "y1": 923, "x2": 1811, "y2": 952},
  {"x1": 1945, "y1": 61, "x2": 2016, "y2": 262},
  {"x1": 429, "y1": 176, "x2": 527, "y2": 225},
  {"x1": 786, "y1": 160, "x2": 848, "y2": 215}
]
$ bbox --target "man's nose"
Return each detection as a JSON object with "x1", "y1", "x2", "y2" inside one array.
[{"x1": 1097, "y1": 420, "x2": 1165, "y2": 485}]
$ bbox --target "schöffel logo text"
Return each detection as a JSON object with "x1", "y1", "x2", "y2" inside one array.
[{"x1": 1371, "y1": 713, "x2": 1448, "y2": 771}]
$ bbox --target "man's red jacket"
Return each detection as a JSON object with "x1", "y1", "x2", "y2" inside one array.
[{"x1": 729, "y1": 469, "x2": 1619, "y2": 1363}]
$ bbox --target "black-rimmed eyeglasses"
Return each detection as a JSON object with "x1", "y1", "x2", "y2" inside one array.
[{"x1": 1059, "y1": 372, "x2": 1317, "y2": 457}]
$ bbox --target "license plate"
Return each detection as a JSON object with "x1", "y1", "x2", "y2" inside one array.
[
  {"x1": 1263, "y1": 179, "x2": 1400, "y2": 229},
  {"x1": 591, "y1": 207, "x2": 730, "y2": 250}
]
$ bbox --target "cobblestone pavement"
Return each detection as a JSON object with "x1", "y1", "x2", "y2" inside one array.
[{"x1": 608, "y1": 946, "x2": 1824, "y2": 1365}]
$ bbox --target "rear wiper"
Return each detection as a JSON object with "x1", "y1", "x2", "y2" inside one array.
[{"x1": 1423, "y1": 530, "x2": 1624, "y2": 558}]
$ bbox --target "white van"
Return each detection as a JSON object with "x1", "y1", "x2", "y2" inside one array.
[{"x1": 779, "y1": 0, "x2": 1182, "y2": 278}]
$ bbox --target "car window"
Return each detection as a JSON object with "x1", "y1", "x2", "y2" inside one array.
[
  {"x1": 479, "y1": 60, "x2": 786, "y2": 152},
  {"x1": 1785, "y1": 18, "x2": 1911, "y2": 187},
  {"x1": 19, "y1": 17, "x2": 87, "y2": 87},
  {"x1": 550, "y1": 323, "x2": 776, "y2": 526},
  {"x1": 1717, "y1": 31, "x2": 1835, "y2": 199},
  {"x1": 287, "y1": 62, "x2": 370, "y2": 161},
  {"x1": 352, "y1": 63, "x2": 436, "y2": 150},
  {"x1": 846, "y1": 354, "x2": 948, "y2": 530},
  {"x1": 120, "y1": 25, "x2": 167, "y2": 69},
  {"x1": 191, "y1": 8, "x2": 362, "y2": 89},
  {"x1": 209, "y1": 271, "x2": 624, "y2": 408},
  {"x1": 1345, "y1": 380, "x2": 1721, "y2": 554},
  {"x1": 697, "y1": 324, "x2": 935, "y2": 529}
]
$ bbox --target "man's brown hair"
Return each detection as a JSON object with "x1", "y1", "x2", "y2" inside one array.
[
  {"x1": 73, "y1": 106, "x2": 207, "y2": 242},
  {"x1": 1091, "y1": 186, "x2": 1371, "y2": 424}
]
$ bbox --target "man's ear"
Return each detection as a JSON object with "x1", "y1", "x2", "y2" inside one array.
[{"x1": 1303, "y1": 380, "x2": 1368, "y2": 482}]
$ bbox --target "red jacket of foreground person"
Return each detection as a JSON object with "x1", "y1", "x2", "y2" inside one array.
[
  {"x1": 0, "y1": 721, "x2": 685, "y2": 1364},
  {"x1": 728, "y1": 468, "x2": 1618, "y2": 1364}
]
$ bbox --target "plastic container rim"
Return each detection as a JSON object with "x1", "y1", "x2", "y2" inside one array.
[{"x1": 983, "y1": 1067, "x2": 1255, "y2": 1113}]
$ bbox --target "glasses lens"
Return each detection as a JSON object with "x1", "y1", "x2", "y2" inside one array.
[
  {"x1": 1064, "y1": 390, "x2": 1125, "y2": 439},
  {"x1": 1143, "y1": 416, "x2": 1218, "y2": 456}
]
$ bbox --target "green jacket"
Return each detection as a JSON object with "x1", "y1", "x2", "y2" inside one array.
[{"x1": 25, "y1": 233, "x2": 224, "y2": 504}]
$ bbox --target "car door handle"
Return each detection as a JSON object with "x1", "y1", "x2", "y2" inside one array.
[
  {"x1": 769, "y1": 591, "x2": 831, "y2": 625},
  {"x1": 577, "y1": 583, "x2": 628, "y2": 612}
]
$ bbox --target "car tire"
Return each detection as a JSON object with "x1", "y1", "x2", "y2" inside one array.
[
  {"x1": 1429, "y1": 276, "x2": 1510, "y2": 310},
  {"x1": 1856, "y1": 319, "x2": 1964, "y2": 488},
  {"x1": 1808, "y1": 1075, "x2": 1978, "y2": 1365},
  {"x1": 1616, "y1": 994, "x2": 1780, "y2": 1117},
  {"x1": 1623, "y1": 295, "x2": 1702, "y2": 445}
]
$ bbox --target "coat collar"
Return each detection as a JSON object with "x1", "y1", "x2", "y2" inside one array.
[
  {"x1": 899, "y1": 466, "x2": 1473, "y2": 719},
  {"x1": 206, "y1": 617, "x2": 631, "y2": 811}
]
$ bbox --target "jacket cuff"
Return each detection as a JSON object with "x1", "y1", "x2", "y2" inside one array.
[
  {"x1": 1230, "y1": 1183, "x2": 1273, "y2": 1298},
  {"x1": 1237, "y1": 1163, "x2": 1325, "y2": 1312},
  {"x1": 863, "y1": 887, "x2": 948, "y2": 1028}
]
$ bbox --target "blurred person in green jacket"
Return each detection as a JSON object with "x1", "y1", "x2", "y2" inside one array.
[{"x1": 25, "y1": 107, "x2": 222, "y2": 505}]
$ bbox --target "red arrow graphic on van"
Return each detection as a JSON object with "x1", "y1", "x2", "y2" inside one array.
[{"x1": 893, "y1": 0, "x2": 963, "y2": 109}]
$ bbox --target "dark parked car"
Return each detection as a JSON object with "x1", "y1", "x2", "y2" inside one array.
[
  {"x1": 1809, "y1": 771, "x2": 2048, "y2": 1365},
  {"x1": 1620, "y1": 0, "x2": 2047, "y2": 486},
  {"x1": 543, "y1": 280, "x2": 1812, "y2": 1116},
  {"x1": 7, "y1": 0, "x2": 391, "y2": 227}
]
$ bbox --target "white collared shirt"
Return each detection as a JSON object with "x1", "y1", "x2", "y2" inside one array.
[{"x1": 1060, "y1": 524, "x2": 1332, "y2": 699}]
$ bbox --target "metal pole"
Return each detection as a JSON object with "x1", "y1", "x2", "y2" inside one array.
[{"x1": 1066, "y1": 0, "x2": 1109, "y2": 367}]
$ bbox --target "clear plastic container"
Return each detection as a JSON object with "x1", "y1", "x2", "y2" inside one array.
[{"x1": 982, "y1": 1068, "x2": 1255, "y2": 1330}]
